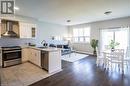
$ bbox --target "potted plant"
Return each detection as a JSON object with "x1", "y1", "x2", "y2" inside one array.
[
  {"x1": 109, "y1": 40, "x2": 120, "y2": 51},
  {"x1": 90, "y1": 39, "x2": 98, "y2": 55}
]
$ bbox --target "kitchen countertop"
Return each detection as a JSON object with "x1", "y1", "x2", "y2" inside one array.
[
  {"x1": 21, "y1": 46, "x2": 61, "y2": 52},
  {"x1": 0, "y1": 46, "x2": 61, "y2": 52}
]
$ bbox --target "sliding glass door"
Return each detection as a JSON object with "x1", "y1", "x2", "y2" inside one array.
[{"x1": 100, "y1": 27, "x2": 129, "y2": 51}]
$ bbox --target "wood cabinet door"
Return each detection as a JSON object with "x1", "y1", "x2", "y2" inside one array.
[
  {"x1": 19, "y1": 22, "x2": 27, "y2": 38},
  {"x1": 48, "y1": 51, "x2": 61, "y2": 73},
  {"x1": 26, "y1": 24, "x2": 32, "y2": 38},
  {"x1": 22, "y1": 48, "x2": 29, "y2": 62},
  {"x1": 28, "y1": 49, "x2": 40, "y2": 67},
  {"x1": 31, "y1": 24, "x2": 36, "y2": 38},
  {"x1": 19, "y1": 22, "x2": 32, "y2": 38},
  {"x1": 28, "y1": 48, "x2": 34, "y2": 62},
  {"x1": 32, "y1": 49, "x2": 41, "y2": 67},
  {"x1": 31, "y1": 27, "x2": 36, "y2": 38}
]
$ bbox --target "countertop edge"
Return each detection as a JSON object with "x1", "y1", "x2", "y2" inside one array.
[{"x1": 21, "y1": 46, "x2": 61, "y2": 52}]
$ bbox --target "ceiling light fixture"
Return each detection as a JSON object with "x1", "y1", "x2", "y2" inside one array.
[
  {"x1": 104, "y1": 11, "x2": 112, "y2": 15},
  {"x1": 67, "y1": 20, "x2": 71, "y2": 22},
  {"x1": 14, "y1": 6, "x2": 19, "y2": 10}
]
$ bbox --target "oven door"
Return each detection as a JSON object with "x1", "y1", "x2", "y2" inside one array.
[
  {"x1": 2, "y1": 50, "x2": 21, "y2": 67},
  {"x1": 2, "y1": 50, "x2": 21, "y2": 61}
]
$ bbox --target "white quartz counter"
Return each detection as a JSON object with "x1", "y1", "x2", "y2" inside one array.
[{"x1": 21, "y1": 46, "x2": 61, "y2": 52}]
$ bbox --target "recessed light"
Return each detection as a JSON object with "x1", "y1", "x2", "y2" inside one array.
[
  {"x1": 14, "y1": 6, "x2": 19, "y2": 10},
  {"x1": 104, "y1": 11, "x2": 112, "y2": 15},
  {"x1": 67, "y1": 20, "x2": 71, "y2": 22}
]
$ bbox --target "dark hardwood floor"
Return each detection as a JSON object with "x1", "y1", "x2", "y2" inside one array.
[{"x1": 30, "y1": 55, "x2": 130, "y2": 86}]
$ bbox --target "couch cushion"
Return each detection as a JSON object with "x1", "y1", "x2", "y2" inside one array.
[{"x1": 63, "y1": 45, "x2": 69, "y2": 49}]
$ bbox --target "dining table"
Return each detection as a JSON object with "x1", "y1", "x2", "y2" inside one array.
[{"x1": 101, "y1": 49, "x2": 124, "y2": 69}]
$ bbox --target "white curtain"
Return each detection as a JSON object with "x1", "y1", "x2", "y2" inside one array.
[{"x1": 99, "y1": 26, "x2": 130, "y2": 51}]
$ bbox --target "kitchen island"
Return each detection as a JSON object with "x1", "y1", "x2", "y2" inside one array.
[{"x1": 22, "y1": 46, "x2": 62, "y2": 74}]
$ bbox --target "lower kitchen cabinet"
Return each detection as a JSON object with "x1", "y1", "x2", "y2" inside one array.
[
  {"x1": 22, "y1": 48, "x2": 29, "y2": 62},
  {"x1": 22, "y1": 47, "x2": 62, "y2": 73},
  {"x1": 29, "y1": 49, "x2": 41, "y2": 67},
  {"x1": 48, "y1": 51, "x2": 61, "y2": 73},
  {"x1": 22, "y1": 48, "x2": 41, "y2": 67}
]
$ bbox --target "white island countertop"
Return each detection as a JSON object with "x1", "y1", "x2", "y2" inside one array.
[{"x1": 21, "y1": 46, "x2": 61, "y2": 52}]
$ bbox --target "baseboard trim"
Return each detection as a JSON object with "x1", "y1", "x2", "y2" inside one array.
[{"x1": 75, "y1": 51, "x2": 93, "y2": 55}]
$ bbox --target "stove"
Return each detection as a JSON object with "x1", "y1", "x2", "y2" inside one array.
[
  {"x1": 2, "y1": 46, "x2": 22, "y2": 67},
  {"x1": 2, "y1": 46, "x2": 21, "y2": 51}
]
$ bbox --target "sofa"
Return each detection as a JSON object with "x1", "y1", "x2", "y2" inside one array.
[{"x1": 49, "y1": 44, "x2": 71, "y2": 55}]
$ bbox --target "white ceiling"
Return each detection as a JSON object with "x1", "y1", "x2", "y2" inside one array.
[{"x1": 15, "y1": 0, "x2": 130, "y2": 25}]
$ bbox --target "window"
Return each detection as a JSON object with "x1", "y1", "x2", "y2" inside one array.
[
  {"x1": 72, "y1": 27, "x2": 90, "y2": 43},
  {"x1": 100, "y1": 27, "x2": 129, "y2": 50},
  {"x1": 55, "y1": 36, "x2": 63, "y2": 40}
]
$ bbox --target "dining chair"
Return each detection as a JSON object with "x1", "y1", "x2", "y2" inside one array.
[
  {"x1": 105, "y1": 50, "x2": 124, "y2": 72},
  {"x1": 124, "y1": 47, "x2": 130, "y2": 69},
  {"x1": 114, "y1": 48, "x2": 130, "y2": 69},
  {"x1": 114, "y1": 49, "x2": 124, "y2": 53},
  {"x1": 96, "y1": 47, "x2": 105, "y2": 67}
]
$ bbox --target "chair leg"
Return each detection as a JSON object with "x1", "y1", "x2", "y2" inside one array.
[
  {"x1": 97, "y1": 59, "x2": 102, "y2": 67},
  {"x1": 107, "y1": 60, "x2": 109, "y2": 69},
  {"x1": 97, "y1": 60, "x2": 100, "y2": 66},
  {"x1": 103, "y1": 60, "x2": 105, "y2": 68},
  {"x1": 121, "y1": 62, "x2": 124, "y2": 73},
  {"x1": 106, "y1": 61, "x2": 109, "y2": 71},
  {"x1": 96, "y1": 60, "x2": 99, "y2": 66},
  {"x1": 104, "y1": 59, "x2": 106, "y2": 69},
  {"x1": 118, "y1": 64, "x2": 120, "y2": 71},
  {"x1": 111, "y1": 62, "x2": 112, "y2": 72}
]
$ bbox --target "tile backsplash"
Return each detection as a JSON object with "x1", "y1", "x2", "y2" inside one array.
[
  {"x1": 0, "y1": 38, "x2": 68, "y2": 47},
  {"x1": 0, "y1": 38, "x2": 36, "y2": 47}
]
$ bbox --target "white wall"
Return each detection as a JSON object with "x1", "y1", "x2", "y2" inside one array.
[
  {"x1": 68, "y1": 17, "x2": 130, "y2": 54},
  {"x1": 36, "y1": 21, "x2": 68, "y2": 45}
]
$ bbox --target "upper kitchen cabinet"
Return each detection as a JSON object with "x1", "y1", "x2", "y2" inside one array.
[
  {"x1": 0, "y1": 19, "x2": 36, "y2": 38},
  {"x1": 19, "y1": 22, "x2": 36, "y2": 38}
]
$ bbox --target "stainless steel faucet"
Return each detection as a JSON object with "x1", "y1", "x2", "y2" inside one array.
[{"x1": 41, "y1": 40, "x2": 48, "y2": 47}]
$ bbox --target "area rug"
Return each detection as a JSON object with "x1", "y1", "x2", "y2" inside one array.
[{"x1": 61, "y1": 53, "x2": 88, "y2": 62}]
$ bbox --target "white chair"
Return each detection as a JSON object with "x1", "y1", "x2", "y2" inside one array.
[
  {"x1": 114, "y1": 48, "x2": 130, "y2": 69},
  {"x1": 106, "y1": 50, "x2": 124, "y2": 72},
  {"x1": 114, "y1": 49, "x2": 124, "y2": 53},
  {"x1": 96, "y1": 47, "x2": 105, "y2": 67},
  {"x1": 124, "y1": 47, "x2": 130, "y2": 69}
]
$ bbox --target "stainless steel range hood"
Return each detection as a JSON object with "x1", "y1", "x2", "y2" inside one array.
[{"x1": 2, "y1": 21, "x2": 18, "y2": 38}]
